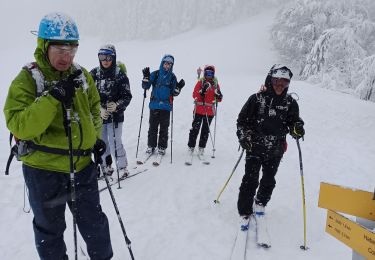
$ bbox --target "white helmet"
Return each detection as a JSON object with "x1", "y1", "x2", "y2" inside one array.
[{"x1": 269, "y1": 64, "x2": 293, "y2": 80}]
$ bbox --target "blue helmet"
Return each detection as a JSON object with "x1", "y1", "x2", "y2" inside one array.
[{"x1": 38, "y1": 12, "x2": 79, "y2": 41}]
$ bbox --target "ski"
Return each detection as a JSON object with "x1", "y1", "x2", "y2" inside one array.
[
  {"x1": 255, "y1": 212, "x2": 271, "y2": 248},
  {"x1": 99, "y1": 168, "x2": 148, "y2": 193},
  {"x1": 197, "y1": 153, "x2": 210, "y2": 165},
  {"x1": 185, "y1": 151, "x2": 194, "y2": 166},
  {"x1": 152, "y1": 153, "x2": 164, "y2": 166},
  {"x1": 79, "y1": 245, "x2": 90, "y2": 260},
  {"x1": 230, "y1": 217, "x2": 250, "y2": 260},
  {"x1": 136, "y1": 152, "x2": 155, "y2": 165}
]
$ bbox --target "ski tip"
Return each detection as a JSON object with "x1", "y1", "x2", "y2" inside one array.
[{"x1": 258, "y1": 243, "x2": 271, "y2": 249}]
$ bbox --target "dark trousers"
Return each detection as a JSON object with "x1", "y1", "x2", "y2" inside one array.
[
  {"x1": 23, "y1": 163, "x2": 113, "y2": 260},
  {"x1": 237, "y1": 151, "x2": 282, "y2": 216},
  {"x1": 148, "y1": 109, "x2": 170, "y2": 149},
  {"x1": 188, "y1": 114, "x2": 213, "y2": 148}
]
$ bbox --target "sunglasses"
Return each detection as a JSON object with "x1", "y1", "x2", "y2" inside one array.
[
  {"x1": 98, "y1": 54, "x2": 113, "y2": 62},
  {"x1": 163, "y1": 61, "x2": 173, "y2": 66},
  {"x1": 50, "y1": 45, "x2": 78, "y2": 56}
]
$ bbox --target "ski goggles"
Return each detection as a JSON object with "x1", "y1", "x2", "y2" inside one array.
[
  {"x1": 162, "y1": 56, "x2": 174, "y2": 65},
  {"x1": 204, "y1": 70, "x2": 214, "y2": 78},
  {"x1": 98, "y1": 54, "x2": 113, "y2": 62},
  {"x1": 271, "y1": 77, "x2": 290, "y2": 88},
  {"x1": 49, "y1": 44, "x2": 78, "y2": 57}
]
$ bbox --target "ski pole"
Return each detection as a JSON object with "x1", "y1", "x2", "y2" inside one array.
[
  {"x1": 136, "y1": 89, "x2": 147, "y2": 158},
  {"x1": 111, "y1": 116, "x2": 122, "y2": 189},
  {"x1": 211, "y1": 100, "x2": 218, "y2": 158},
  {"x1": 203, "y1": 103, "x2": 215, "y2": 150},
  {"x1": 23, "y1": 182, "x2": 30, "y2": 213},
  {"x1": 214, "y1": 148, "x2": 245, "y2": 204},
  {"x1": 296, "y1": 139, "x2": 308, "y2": 250},
  {"x1": 170, "y1": 97, "x2": 174, "y2": 164},
  {"x1": 65, "y1": 106, "x2": 78, "y2": 260},
  {"x1": 101, "y1": 161, "x2": 135, "y2": 259}
]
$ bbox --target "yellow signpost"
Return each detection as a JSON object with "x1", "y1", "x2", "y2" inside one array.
[
  {"x1": 319, "y1": 182, "x2": 375, "y2": 260},
  {"x1": 318, "y1": 182, "x2": 375, "y2": 221},
  {"x1": 325, "y1": 210, "x2": 375, "y2": 259}
]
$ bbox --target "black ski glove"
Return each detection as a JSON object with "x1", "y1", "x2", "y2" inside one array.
[
  {"x1": 237, "y1": 128, "x2": 252, "y2": 150},
  {"x1": 177, "y1": 79, "x2": 185, "y2": 89},
  {"x1": 142, "y1": 67, "x2": 150, "y2": 81},
  {"x1": 290, "y1": 121, "x2": 305, "y2": 139},
  {"x1": 93, "y1": 139, "x2": 106, "y2": 165},
  {"x1": 50, "y1": 70, "x2": 82, "y2": 106}
]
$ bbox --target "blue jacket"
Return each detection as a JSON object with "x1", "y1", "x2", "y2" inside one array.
[{"x1": 142, "y1": 55, "x2": 179, "y2": 111}]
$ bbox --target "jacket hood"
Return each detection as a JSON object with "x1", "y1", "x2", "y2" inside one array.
[{"x1": 159, "y1": 54, "x2": 174, "y2": 72}]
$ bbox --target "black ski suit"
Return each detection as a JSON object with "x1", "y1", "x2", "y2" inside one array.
[{"x1": 236, "y1": 87, "x2": 303, "y2": 216}]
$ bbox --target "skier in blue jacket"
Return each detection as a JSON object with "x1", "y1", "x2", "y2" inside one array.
[{"x1": 142, "y1": 54, "x2": 185, "y2": 156}]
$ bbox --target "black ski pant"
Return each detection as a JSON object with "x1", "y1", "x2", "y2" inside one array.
[
  {"x1": 23, "y1": 163, "x2": 113, "y2": 260},
  {"x1": 148, "y1": 109, "x2": 170, "y2": 150},
  {"x1": 188, "y1": 113, "x2": 213, "y2": 149},
  {"x1": 237, "y1": 151, "x2": 282, "y2": 216}
]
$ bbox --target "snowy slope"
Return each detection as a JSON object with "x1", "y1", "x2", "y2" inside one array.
[{"x1": 0, "y1": 9, "x2": 374, "y2": 260}]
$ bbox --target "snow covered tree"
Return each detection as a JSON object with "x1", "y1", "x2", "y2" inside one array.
[{"x1": 271, "y1": 0, "x2": 375, "y2": 101}]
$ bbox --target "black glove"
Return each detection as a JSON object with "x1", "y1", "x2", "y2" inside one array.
[
  {"x1": 290, "y1": 122, "x2": 305, "y2": 139},
  {"x1": 50, "y1": 70, "x2": 82, "y2": 106},
  {"x1": 237, "y1": 128, "x2": 252, "y2": 150},
  {"x1": 93, "y1": 139, "x2": 106, "y2": 165},
  {"x1": 142, "y1": 67, "x2": 150, "y2": 81},
  {"x1": 200, "y1": 82, "x2": 210, "y2": 97},
  {"x1": 215, "y1": 88, "x2": 223, "y2": 99},
  {"x1": 94, "y1": 139, "x2": 106, "y2": 157},
  {"x1": 177, "y1": 79, "x2": 185, "y2": 89}
]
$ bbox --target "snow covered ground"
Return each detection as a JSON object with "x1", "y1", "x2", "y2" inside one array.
[{"x1": 0, "y1": 8, "x2": 374, "y2": 260}]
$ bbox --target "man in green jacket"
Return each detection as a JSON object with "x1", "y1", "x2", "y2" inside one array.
[{"x1": 4, "y1": 13, "x2": 113, "y2": 260}]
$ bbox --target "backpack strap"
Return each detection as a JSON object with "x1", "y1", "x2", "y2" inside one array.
[
  {"x1": 72, "y1": 63, "x2": 89, "y2": 92},
  {"x1": 200, "y1": 77, "x2": 218, "y2": 89},
  {"x1": 23, "y1": 62, "x2": 45, "y2": 97}
]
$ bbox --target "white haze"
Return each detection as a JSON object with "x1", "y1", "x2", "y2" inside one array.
[{"x1": 0, "y1": 1, "x2": 374, "y2": 260}]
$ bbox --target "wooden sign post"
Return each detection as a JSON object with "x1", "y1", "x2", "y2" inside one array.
[{"x1": 318, "y1": 182, "x2": 375, "y2": 260}]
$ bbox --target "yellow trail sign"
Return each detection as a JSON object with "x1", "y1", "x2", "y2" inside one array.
[
  {"x1": 326, "y1": 210, "x2": 375, "y2": 260},
  {"x1": 318, "y1": 182, "x2": 375, "y2": 221}
]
